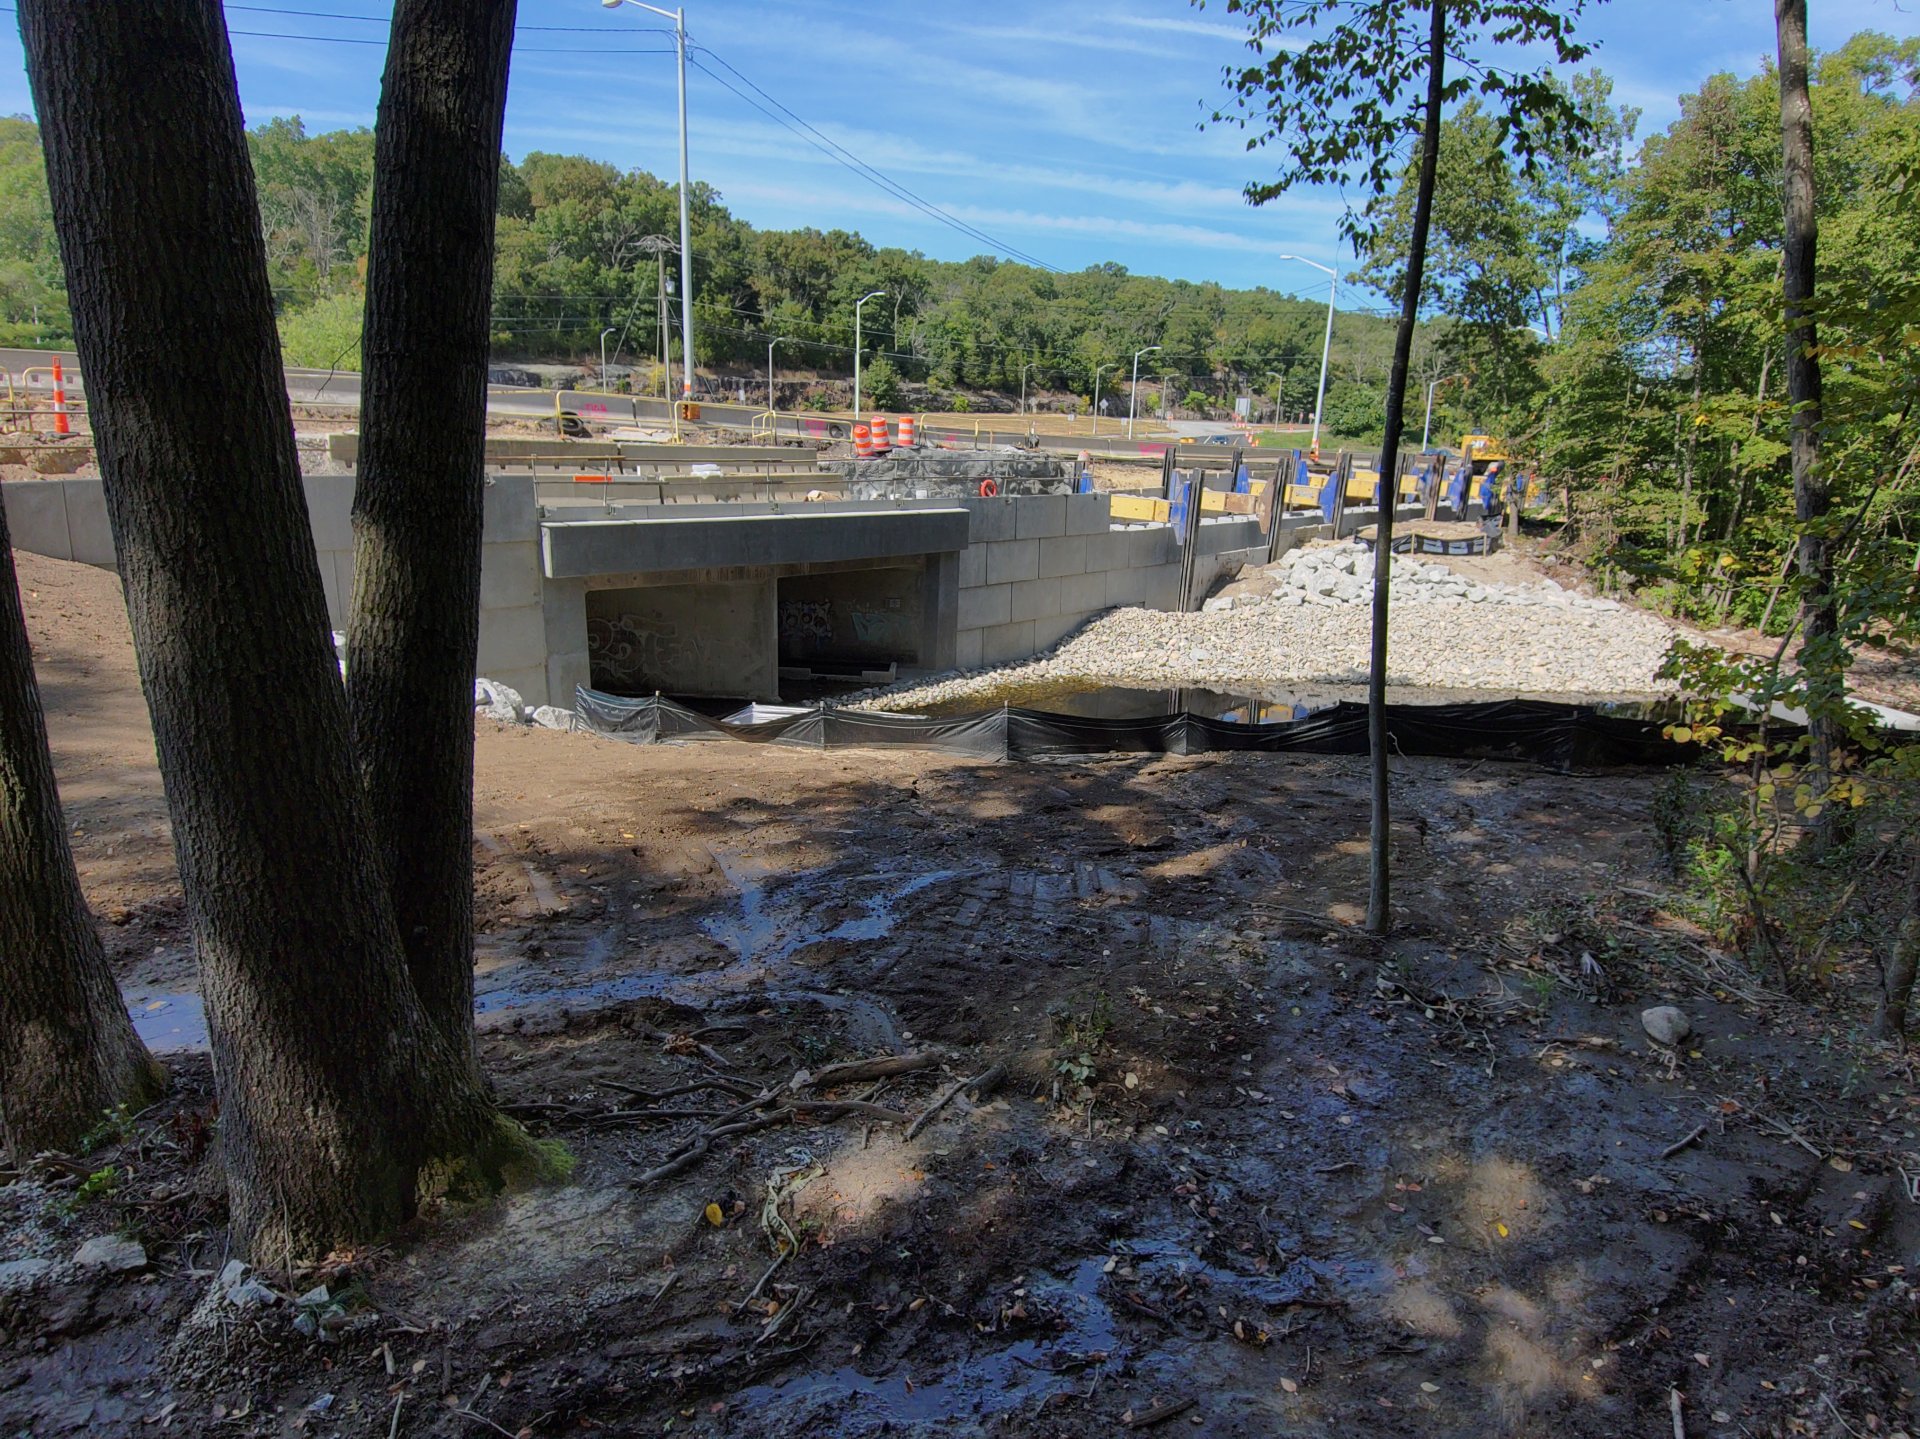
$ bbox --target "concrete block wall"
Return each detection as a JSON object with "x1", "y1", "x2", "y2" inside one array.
[
  {"x1": 952, "y1": 494, "x2": 1265, "y2": 670},
  {"x1": 4, "y1": 473, "x2": 556, "y2": 707}
]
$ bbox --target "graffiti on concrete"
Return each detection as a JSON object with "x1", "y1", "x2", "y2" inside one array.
[
  {"x1": 588, "y1": 612, "x2": 711, "y2": 692},
  {"x1": 778, "y1": 598, "x2": 833, "y2": 648},
  {"x1": 849, "y1": 598, "x2": 914, "y2": 651}
]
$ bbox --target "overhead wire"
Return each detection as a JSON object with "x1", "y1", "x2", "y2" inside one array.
[{"x1": 685, "y1": 41, "x2": 1065, "y2": 275}]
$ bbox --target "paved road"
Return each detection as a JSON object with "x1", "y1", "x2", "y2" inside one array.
[{"x1": 0, "y1": 346, "x2": 1292, "y2": 464}]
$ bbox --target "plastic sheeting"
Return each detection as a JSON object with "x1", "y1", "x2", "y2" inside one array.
[{"x1": 573, "y1": 689, "x2": 1696, "y2": 770}]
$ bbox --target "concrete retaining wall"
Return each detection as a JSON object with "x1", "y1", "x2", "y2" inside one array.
[
  {"x1": 3, "y1": 474, "x2": 552, "y2": 707},
  {"x1": 952, "y1": 493, "x2": 1266, "y2": 669}
]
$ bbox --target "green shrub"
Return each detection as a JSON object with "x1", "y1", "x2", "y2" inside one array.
[
  {"x1": 277, "y1": 291, "x2": 363, "y2": 370},
  {"x1": 861, "y1": 355, "x2": 902, "y2": 410}
]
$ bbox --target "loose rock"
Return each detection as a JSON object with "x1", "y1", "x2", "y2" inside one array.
[
  {"x1": 72, "y1": 1235, "x2": 146, "y2": 1272},
  {"x1": 843, "y1": 540, "x2": 1677, "y2": 712},
  {"x1": 1641, "y1": 1006, "x2": 1693, "y2": 1047},
  {"x1": 0, "y1": 1257, "x2": 53, "y2": 1291}
]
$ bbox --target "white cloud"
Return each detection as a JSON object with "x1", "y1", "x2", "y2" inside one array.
[{"x1": 1110, "y1": 12, "x2": 1254, "y2": 43}]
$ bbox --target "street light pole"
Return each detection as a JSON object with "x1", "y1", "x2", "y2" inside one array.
[
  {"x1": 767, "y1": 336, "x2": 785, "y2": 414},
  {"x1": 1276, "y1": 254, "x2": 1336, "y2": 453},
  {"x1": 1092, "y1": 363, "x2": 1117, "y2": 437},
  {"x1": 600, "y1": 326, "x2": 616, "y2": 392},
  {"x1": 853, "y1": 289, "x2": 886, "y2": 418},
  {"x1": 1421, "y1": 374, "x2": 1463, "y2": 451},
  {"x1": 603, "y1": 0, "x2": 695, "y2": 400},
  {"x1": 1020, "y1": 360, "x2": 1038, "y2": 415},
  {"x1": 1127, "y1": 346, "x2": 1161, "y2": 440},
  {"x1": 1266, "y1": 370, "x2": 1283, "y2": 427}
]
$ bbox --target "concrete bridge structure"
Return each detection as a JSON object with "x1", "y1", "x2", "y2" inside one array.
[{"x1": 4, "y1": 472, "x2": 1406, "y2": 709}]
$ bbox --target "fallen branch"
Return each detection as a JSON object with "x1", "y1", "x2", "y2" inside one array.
[
  {"x1": 632, "y1": 1112, "x2": 790, "y2": 1187},
  {"x1": 453, "y1": 1407, "x2": 519, "y2": 1439},
  {"x1": 642, "y1": 1271, "x2": 679, "y2": 1315},
  {"x1": 788, "y1": 1099, "x2": 909, "y2": 1123},
  {"x1": 1124, "y1": 1397, "x2": 1197, "y2": 1428},
  {"x1": 1659, "y1": 1125, "x2": 1709, "y2": 1161},
  {"x1": 1747, "y1": 1108, "x2": 1824, "y2": 1158},
  {"x1": 966, "y1": 1062, "x2": 1009, "y2": 1100},
  {"x1": 734, "y1": 1252, "x2": 788, "y2": 1315},
  {"x1": 631, "y1": 1101, "x2": 907, "y2": 1190},
  {"x1": 906, "y1": 1072, "x2": 974, "y2": 1141},
  {"x1": 605, "y1": 1077, "x2": 759, "y2": 1104},
  {"x1": 795, "y1": 1054, "x2": 934, "y2": 1091}
]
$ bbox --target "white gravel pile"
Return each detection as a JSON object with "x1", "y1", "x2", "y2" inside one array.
[
  {"x1": 848, "y1": 542, "x2": 1679, "y2": 711},
  {"x1": 1241, "y1": 539, "x2": 1627, "y2": 612}
]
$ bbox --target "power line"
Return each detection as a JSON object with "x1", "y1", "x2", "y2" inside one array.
[
  {"x1": 226, "y1": 4, "x2": 677, "y2": 32},
  {"x1": 224, "y1": 26, "x2": 676, "y2": 53},
  {"x1": 685, "y1": 42, "x2": 1065, "y2": 276}
]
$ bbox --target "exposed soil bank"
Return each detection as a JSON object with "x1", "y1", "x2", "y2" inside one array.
[{"x1": 6, "y1": 548, "x2": 1919, "y2": 1438}]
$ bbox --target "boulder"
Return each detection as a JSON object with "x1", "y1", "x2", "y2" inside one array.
[
  {"x1": 1640, "y1": 1006, "x2": 1692, "y2": 1047},
  {"x1": 530, "y1": 705, "x2": 575, "y2": 731},
  {"x1": 474, "y1": 678, "x2": 526, "y2": 725}
]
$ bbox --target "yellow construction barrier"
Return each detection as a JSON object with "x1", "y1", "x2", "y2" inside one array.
[{"x1": 1109, "y1": 494, "x2": 1170, "y2": 523}]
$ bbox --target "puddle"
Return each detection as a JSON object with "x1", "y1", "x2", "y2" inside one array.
[
  {"x1": 730, "y1": 1255, "x2": 1118, "y2": 1432},
  {"x1": 128, "y1": 991, "x2": 208, "y2": 1053},
  {"x1": 128, "y1": 853, "x2": 969, "y2": 1054},
  {"x1": 731, "y1": 1235, "x2": 1388, "y2": 1433},
  {"x1": 701, "y1": 853, "x2": 965, "y2": 966}
]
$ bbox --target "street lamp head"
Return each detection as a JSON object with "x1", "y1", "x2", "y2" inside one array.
[
  {"x1": 858, "y1": 290, "x2": 886, "y2": 305},
  {"x1": 601, "y1": 0, "x2": 622, "y2": 8}
]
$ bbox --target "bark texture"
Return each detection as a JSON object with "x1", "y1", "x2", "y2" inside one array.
[
  {"x1": 1365, "y1": 0, "x2": 1446, "y2": 935},
  {"x1": 18, "y1": 0, "x2": 511, "y2": 1258},
  {"x1": 1775, "y1": 0, "x2": 1837, "y2": 791},
  {"x1": 1878, "y1": 855, "x2": 1920, "y2": 1041},
  {"x1": 0, "y1": 504, "x2": 163, "y2": 1160},
  {"x1": 348, "y1": 0, "x2": 517, "y2": 1067}
]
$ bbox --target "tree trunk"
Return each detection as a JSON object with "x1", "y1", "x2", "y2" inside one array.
[
  {"x1": 1365, "y1": 0, "x2": 1446, "y2": 936},
  {"x1": 19, "y1": 0, "x2": 527, "y2": 1261},
  {"x1": 1723, "y1": 350, "x2": 1771, "y2": 543},
  {"x1": 0, "y1": 504, "x2": 163, "y2": 1160},
  {"x1": 1675, "y1": 344, "x2": 1702, "y2": 560},
  {"x1": 1776, "y1": 0, "x2": 1838, "y2": 799},
  {"x1": 1877, "y1": 854, "x2": 1920, "y2": 1041},
  {"x1": 349, "y1": 0, "x2": 517, "y2": 1070}
]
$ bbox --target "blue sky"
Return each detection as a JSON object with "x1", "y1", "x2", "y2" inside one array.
[{"x1": 2, "y1": 0, "x2": 1913, "y2": 306}]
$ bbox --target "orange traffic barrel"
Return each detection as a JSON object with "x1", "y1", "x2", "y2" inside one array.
[
  {"x1": 896, "y1": 415, "x2": 916, "y2": 448},
  {"x1": 853, "y1": 423, "x2": 873, "y2": 459},
  {"x1": 52, "y1": 360, "x2": 68, "y2": 436},
  {"x1": 869, "y1": 415, "x2": 891, "y2": 451}
]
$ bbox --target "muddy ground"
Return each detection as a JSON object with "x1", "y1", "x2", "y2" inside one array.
[{"x1": 5, "y1": 548, "x2": 1920, "y2": 1438}]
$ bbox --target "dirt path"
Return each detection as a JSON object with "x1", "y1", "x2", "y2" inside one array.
[{"x1": 6, "y1": 549, "x2": 1919, "y2": 1438}]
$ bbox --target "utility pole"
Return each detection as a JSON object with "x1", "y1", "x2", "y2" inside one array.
[{"x1": 603, "y1": 0, "x2": 695, "y2": 398}]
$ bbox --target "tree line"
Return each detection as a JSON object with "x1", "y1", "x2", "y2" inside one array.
[{"x1": 1369, "y1": 31, "x2": 1919, "y2": 630}]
